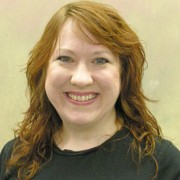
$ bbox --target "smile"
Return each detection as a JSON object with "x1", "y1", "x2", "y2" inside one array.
[{"x1": 67, "y1": 93, "x2": 97, "y2": 102}]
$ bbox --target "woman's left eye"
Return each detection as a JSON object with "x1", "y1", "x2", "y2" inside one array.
[{"x1": 94, "y1": 58, "x2": 109, "y2": 64}]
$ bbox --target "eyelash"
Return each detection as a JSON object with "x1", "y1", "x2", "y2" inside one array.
[
  {"x1": 56, "y1": 56, "x2": 109, "y2": 65},
  {"x1": 94, "y1": 58, "x2": 109, "y2": 64},
  {"x1": 57, "y1": 56, "x2": 72, "y2": 63}
]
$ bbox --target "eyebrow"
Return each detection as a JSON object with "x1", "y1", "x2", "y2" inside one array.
[{"x1": 55, "y1": 48, "x2": 113, "y2": 56}]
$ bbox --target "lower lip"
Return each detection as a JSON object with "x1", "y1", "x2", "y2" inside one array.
[{"x1": 64, "y1": 93, "x2": 98, "y2": 106}]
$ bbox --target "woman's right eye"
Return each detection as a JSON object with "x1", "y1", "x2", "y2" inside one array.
[{"x1": 57, "y1": 56, "x2": 72, "y2": 63}]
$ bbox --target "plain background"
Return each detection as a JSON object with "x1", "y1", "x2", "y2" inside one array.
[{"x1": 0, "y1": 0, "x2": 180, "y2": 150}]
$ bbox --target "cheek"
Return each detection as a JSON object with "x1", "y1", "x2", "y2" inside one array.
[
  {"x1": 45, "y1": 67, "x2": 68, "y2": 106},
  {"x1": 111, "y1": 66, "x2": 121, "y2": 93},
  {"x1": 45, "y1": 66, "x2": 69, "y2": 90},
  {"x1": 97, "y1": 69, "x2": 121, "y2": 94}
]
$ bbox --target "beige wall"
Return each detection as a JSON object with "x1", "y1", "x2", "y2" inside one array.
[{"x1": 0, "y1": 0, "x2": 180, "y2": 150}]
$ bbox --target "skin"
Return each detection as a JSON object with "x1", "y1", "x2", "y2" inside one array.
[{"x1": 45, "y1": 19, "x2": 122, "y2": 151}]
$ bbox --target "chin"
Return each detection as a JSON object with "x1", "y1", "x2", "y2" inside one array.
[{"x1": 61, "y1": 114, "x2": 97, "y2": 127}]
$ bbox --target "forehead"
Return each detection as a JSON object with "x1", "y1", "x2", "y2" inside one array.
[
  {"x1": 55, "y1": 18, "x2": 113, "y2": 54},
  {"x1": 58, "y1": 18, "x2": 99, "y2": 45}
]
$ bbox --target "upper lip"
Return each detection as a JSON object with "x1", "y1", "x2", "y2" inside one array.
[{"x1": 65, "y1": 91, "x2": 99, "y2": 96}]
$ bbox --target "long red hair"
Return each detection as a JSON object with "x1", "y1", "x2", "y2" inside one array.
[{"x1": 6, "y1": 1, "x2": 161, "y2": 179}]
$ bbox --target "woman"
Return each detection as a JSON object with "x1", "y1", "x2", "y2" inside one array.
[{"x1": 0, "y1": 1, "x2": 180, "y2": 180}]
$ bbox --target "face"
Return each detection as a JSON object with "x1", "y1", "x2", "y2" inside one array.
[{"x1": 45, "y1": 19, "x2": 121, "y2": 129}]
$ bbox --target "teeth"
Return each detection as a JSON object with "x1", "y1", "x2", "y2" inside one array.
[{"x1": 68, "y1": 93, "x2": 96, "y2": 102}]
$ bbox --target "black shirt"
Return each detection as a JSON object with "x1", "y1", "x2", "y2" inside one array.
[{"x1": 0, "y1": 128, "x2": 180, "y2": 180}]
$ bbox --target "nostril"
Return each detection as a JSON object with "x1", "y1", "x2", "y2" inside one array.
[
  {"x1": 70, "y1": 65, "x2": 93, "y2": 86},
  {"x1": 71, "y1": 73, "x2": 93, "y2": 86}
]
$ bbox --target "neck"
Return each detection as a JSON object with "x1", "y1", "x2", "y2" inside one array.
[{"x1": 54, "y1": 112, "x2": 122, "y2": 151}]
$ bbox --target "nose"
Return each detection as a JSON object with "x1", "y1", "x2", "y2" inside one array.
[{"x1": 71, "y1": 63, "x2": 93, "y2": 87}]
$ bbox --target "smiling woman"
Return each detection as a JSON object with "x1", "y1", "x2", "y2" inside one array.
[
  {"x1": 45, "y1": 19, "x2": 121, "y2": 151},
  {"x1": 0, "y1": 1, "x2": 180, "y2": 180}
]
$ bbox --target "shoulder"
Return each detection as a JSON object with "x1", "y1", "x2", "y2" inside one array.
[
  {"x1": 1, "y1": 139, "x2": 16, "y2": 152},
  {"x1": 0, "y1": 139, "x2": 16, "y2": 160},
  {"x1": 155, "y1": 138, "x2": 180, "y2": 179},
  {"x1": 0, "y1": 139, "x2": 16, "y2": 178},
  {"x1": 155, "y1": 138, "x2": 180, "y2": 161}
]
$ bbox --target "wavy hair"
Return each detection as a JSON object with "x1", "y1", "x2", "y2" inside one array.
[{"x1": 6, "y1": 1, "x2": 161, "y2": 179}]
